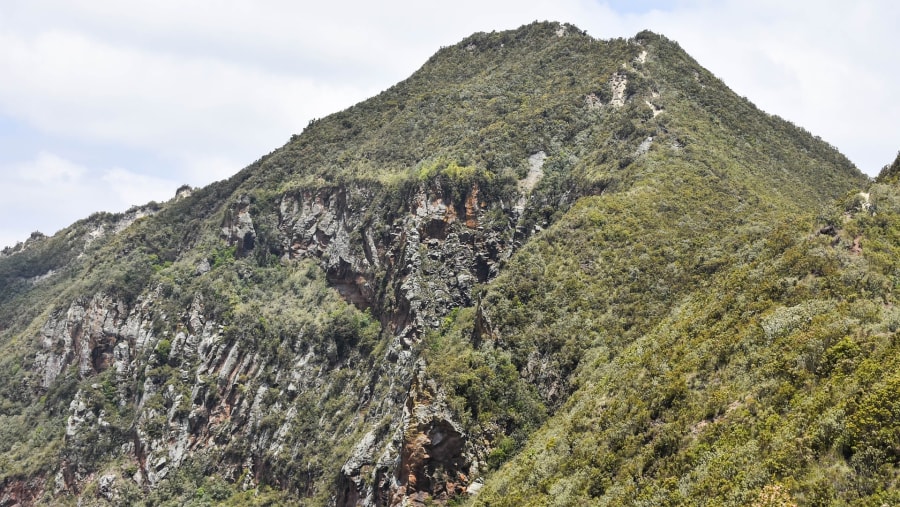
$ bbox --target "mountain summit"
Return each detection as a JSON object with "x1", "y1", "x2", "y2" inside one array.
[{"x1": 3, "y1": 21, "x2": 897, "y2": 506}]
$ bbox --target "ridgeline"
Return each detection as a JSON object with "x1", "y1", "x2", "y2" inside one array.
[{"x1": 2, "y1": 22, "x2": 896, "y2": 506}]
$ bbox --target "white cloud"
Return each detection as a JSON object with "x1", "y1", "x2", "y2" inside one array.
[
  {"x1": 100, "y1": 168, "x2": 180, "y2": 207},
  {"x1": 1, "y1": 0, "x2": 899, "y2": 248},
  {"x1": 16, "y1": 152, "x2": 86, "y2": 184},
  {"x1": 0, "y1": 152, "x2": 178, "y2": 248},
  {"x1": 0, "y1": 28, "x2": 372, "y2": 159}
]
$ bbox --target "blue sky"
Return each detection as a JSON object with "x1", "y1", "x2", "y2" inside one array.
[{"x1": 1, "y1": 0, "x2": 898, "y2": 249}]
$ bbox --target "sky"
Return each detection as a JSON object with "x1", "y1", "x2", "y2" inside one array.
[{"x1": 1, "y1": 0, "x2": 898, "y2": 249}]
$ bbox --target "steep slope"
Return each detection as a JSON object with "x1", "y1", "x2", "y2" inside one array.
[
  {"x1": 0, "y1": 22, "x2": 869, "y2": 506},
  {"x1": 876, "y1": 150, "x2": 900, "y2": 185},
  {"x1": 474, "y1": 176, "x2": 900, "y2": 506}
]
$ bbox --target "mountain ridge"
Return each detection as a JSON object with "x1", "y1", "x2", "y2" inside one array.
[{"x1": 0, "y1": 21, "x2": 892, "y2": 506}]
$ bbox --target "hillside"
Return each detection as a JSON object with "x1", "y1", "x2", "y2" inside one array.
[{"x1": 0, "y1": 21, "x2": 887, "y2": 506}]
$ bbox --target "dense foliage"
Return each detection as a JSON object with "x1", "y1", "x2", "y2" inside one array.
[
  {"x1": 0, "y1": 21, "x2": 883, "y2": 506},
  {"x1": 465, "y1": 181, "x2": 900, "y2": 505}
]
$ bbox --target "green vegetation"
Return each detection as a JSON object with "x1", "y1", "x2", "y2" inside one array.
[
  {"x1": 0, "y1": 20, "x2": 886, "y2": 506},
  {"x1": 471, "y1": 181, "x2": 900, "y2": 505},
  {"x1": 876, "y1": 150, "x2": 900, "y2": 185}
]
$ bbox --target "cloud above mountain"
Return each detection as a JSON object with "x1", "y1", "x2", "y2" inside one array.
[{"x1": 1, "y1": 0, "x2": 897, "y2": 248}]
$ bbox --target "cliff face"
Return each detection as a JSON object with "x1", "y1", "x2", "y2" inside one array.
[
  {"x1": 0, "y1": 22, "x2": 880, "y2": 507},
  {"x1": 22, "y1": 172, "x2": 550, "y2": 505}
]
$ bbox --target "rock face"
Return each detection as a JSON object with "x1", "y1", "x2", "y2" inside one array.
[
  {"x1": 269, "y1": 180, "x2": 538, "y2": 504},
  {"x1": 339, "y1": 364, "x2": 475, "y2": 507},
  {"x1": 0, "y1": 477, "x2": 45, "y2": 506},
  {"x1": 608, "y1": 72, "x2": 629, "y2": 107},
  {"x1": 221, "y1": 194, "x2": 257, "y2": 256},
  {"x1": 24, "y1": 171, "x2": 547, "y2": 505},
  {"x1": 389, "y1": 367, "x2": 470, "y2": 505},
  {"x1": 34, "y1": 293, "x2": 157, "y2": 390},
  {"x1": 275, "y1": 183, "x2": 508, "y2": 324}
]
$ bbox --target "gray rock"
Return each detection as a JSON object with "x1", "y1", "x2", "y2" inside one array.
[
  {"x1": 98, "y1": 474, "x2": 116, "y2": 500},
  {"x1": 29, "y1": 161, "x2": 551, "y2": 505}
]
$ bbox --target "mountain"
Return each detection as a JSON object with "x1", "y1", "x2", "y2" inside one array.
[{"x1": 0, "y1": 21, "x2": 893, "y2": 506}]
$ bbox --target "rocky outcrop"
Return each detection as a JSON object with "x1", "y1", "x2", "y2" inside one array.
[
  {"x1": 277, "y1": 187, "x2": 378, "y2": 309},
  {"x1": 609, "y1": 72, "x2": 629, "y2": 108},
  {"x1": 25, "y1": 164, "x2": 553, "y2": 506},
  {"x1": 387, "y1": 366, "x2": 472, "y2": 506},
  {"x1": 221, "y1": 194, "x2": 257, "y2": 256},
  {"x1": 274, "y1": 180, "x2": 516, "y2": 340},
  {"x1": 84, "y1": 204, "x2": 159, "y2": 248},
  {"x1": 0, "y1": 477, "x2": 45, "y2": 507},
  {"x1": 33, "y1": 292, "x2": 157, "y2": 390},
  {"x1": 337, "y1": 363, "x2": 480, "y2": 507},
  {"x1": 275, "y1": 181, "x2": 526, "y2": 504}
]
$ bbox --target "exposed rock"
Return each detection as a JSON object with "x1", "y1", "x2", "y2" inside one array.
[
  {"x1": 83, "y1": 205, "x2": 159, "y2": 248},
  {"x1": 851, "y1": 235, "x2": 863, "y2": 255},
  {"x1": 255, "y1": 172, "x2": 547, "y2": 504},
  {"x1": 195, "y1": 258, "x2": 211, "y2": 275},
  {"x1": 609, "y1": 72, "x2": 629, "y2": 107},
  {"x1": 28, "y1": 268, "x2": 56, "y2": 285},
  {"x1": 584, "y1": 93, "x2": 603, "y2": 110},
  {"x1": 112, "y1": 206, "x2": 156, "y2": 235},
  {"x1": 98, "y1": 473, "x2": 116, "y2": 500},
  {"x1": 392, "y1": 369, "x2": 469, "y2": 505},
  {"x1": 344, "y1": 364, "x2": 474, "y2": 507},
  {"x1": 520, "y1": 151, "x2": 546, "y2": 194},
  {"x1": 33, "y1": 292, "x2": 157, "y2": 389},
  {"x1": 221, "y1": 194, "x2": 257, "y2": 256},
  {"x1": 635, "y1": 49, "x2": 648, "y2": 64},
  {"x1": 340, "y1": 430, "x2": 379, "y2": 504},
  {"x1": 859, "y1": 192, "x2": 873, "y2": 212},
  {"x1": 634, "y1": 136, "x2": 654, "y2": 157},
  {"x1": 645, "y1": 100, "x2": 664, "y2": 117},
  {"x1": 1, "y1": 231, "x2": 47, "y2": 257},
  {"x1": 0, "y1": 477, "x2": 46, "y2": 506},
  {"x1": 175, "y1": 185, "x2": 193, "y2": 200}
]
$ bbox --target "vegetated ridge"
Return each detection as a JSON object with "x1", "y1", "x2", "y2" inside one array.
[{"x1": 1, "y1": 21, "x2": 895, "y2": 506}]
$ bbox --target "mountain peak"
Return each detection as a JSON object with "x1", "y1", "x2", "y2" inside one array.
[{"x1": 0, "y1": 23, "x2": 881, "y2": 507}]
